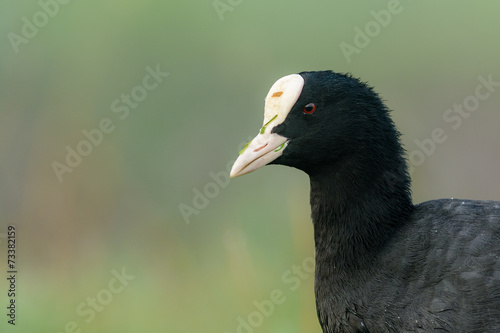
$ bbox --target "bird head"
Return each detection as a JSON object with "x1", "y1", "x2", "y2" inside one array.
[{"x1": 230, "y1": 71, "x2": 395, "y2": 177}]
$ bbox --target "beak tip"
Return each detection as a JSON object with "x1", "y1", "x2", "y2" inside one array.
[{"x1": 229, "y1": 165, "x2": 240, "y2": 179}]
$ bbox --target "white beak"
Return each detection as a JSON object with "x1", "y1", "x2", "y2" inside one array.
[
  {"x1": 230, "y1": 131, "x2": 288, "y2": 178},
  {"x1": 230, "y1": 73, "x2": 304, "y2": 178}
]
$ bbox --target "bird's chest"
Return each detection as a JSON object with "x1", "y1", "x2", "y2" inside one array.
[{"x1": 315, "y1": 277, "x2": 371, "y2": 333}]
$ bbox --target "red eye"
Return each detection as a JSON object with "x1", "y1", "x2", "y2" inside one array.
[{"x1": 303, "y1": 103, "x2": 316, "y2": 114}]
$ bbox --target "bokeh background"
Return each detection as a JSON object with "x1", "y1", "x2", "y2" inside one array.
[{"x1": 1, "y1": 1, "x2": 500, "y2": 332}]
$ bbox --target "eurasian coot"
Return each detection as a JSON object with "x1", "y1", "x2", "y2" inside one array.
[{"x1": 230, "y1": 71, "x2": 500, "y2": 332}]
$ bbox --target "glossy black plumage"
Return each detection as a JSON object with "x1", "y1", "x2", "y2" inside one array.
[{"x1": 265, "y1": 71, "x2": 500, "y2": 332}]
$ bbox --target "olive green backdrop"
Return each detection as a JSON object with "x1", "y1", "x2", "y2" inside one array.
[{"x1": 1, "y1": 1, "x2": 499, "y2": 332}]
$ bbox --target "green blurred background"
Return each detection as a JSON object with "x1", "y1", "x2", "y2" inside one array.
[{"x1": 1, "y1": 1, "x2": 499, "y2": 332}]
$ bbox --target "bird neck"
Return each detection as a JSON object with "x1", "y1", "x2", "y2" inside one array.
[{"x1": 308, "y1": 155, "x2": 413, "y2": 272}]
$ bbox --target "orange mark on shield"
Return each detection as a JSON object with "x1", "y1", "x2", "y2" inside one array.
[{"x1": 271, "y1": 91, "x2": 283, "y2": 97}]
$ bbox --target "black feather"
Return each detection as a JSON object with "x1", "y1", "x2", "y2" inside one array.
[{"x1": 266, "y1": 71, "x2": 500, "y2": 332}]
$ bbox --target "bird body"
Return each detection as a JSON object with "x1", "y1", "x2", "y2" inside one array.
[
  {"x1": 230, "y1": 71, "x2": 500, "y2": 332},
  {"x1": 314, "y1": 198, "x2": 500, "y2": 332}
]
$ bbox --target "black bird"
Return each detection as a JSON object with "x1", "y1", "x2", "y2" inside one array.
[{"x1": 230, "y1": 71, "x2": 500, "y2": 332}]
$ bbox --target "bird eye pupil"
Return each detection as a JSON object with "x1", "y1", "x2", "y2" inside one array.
[{"x1": 303, "y1": 103, "x2": 316, "y2": 114}]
